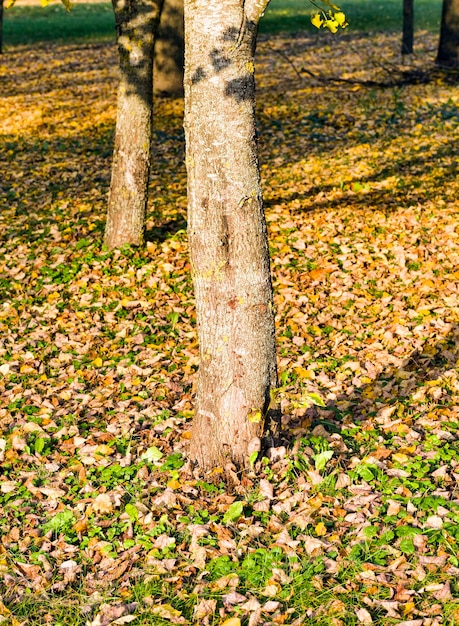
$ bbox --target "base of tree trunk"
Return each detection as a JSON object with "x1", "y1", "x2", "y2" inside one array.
[{"x1": 435, "y1": 57, "x2": 459, "y2": 67}]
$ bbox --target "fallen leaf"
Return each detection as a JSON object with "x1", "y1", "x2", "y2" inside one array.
[
  {"x1": 433, "y1": 580, "x2": 452, "y2": 601},
  {"x1": 89, "y1": 603, "x2": 138, "y2": 626},
  {"x1": 92, "y1": 493, "x2": 113, "y2": 515},
  {"x1": 193, "y1": 599, "x2": 217, "y2": 620},
  {"x1": 355, "y1": 607, "x2": 373, "y2": 624}
]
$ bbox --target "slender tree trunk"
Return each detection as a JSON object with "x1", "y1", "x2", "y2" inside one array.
[
  {"x1": 154, "y1": 0, "x2": 184, "y2": 96},
  {"x1": 184, "y1": 0, "x2": 278, "y2": 473},
  {"x1": 104, "y1": 0, "x2": 164, "y2": 250},
  {"x1": 436, "y1": 0, "x2": 459, "y2": 67},
  {"x1": 401, "y1": 0, "x2": 414, "y2": 57}
]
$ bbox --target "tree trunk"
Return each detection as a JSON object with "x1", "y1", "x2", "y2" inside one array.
[
  {"x1": 184, "y1": 0, "x2": 278, "y2": 473},
  {"x1": 104, "y1": 0, "x2": 164, "y2": 250},
  {"x1": 154, "y1": 0, "x2": 184, "y2": 96},
  {"x1": 436, "y1": 0, "x2": 459, "y2": 67},
  {"x1": 401, "y1": 0, "x2": 414, "y2": 57}
]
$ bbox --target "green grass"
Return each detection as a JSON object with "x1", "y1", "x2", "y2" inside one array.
[
  {"x1": 260, "y1": 0, "x2": 443, "y2": 34},
  {"x1": 3, "y1": 2, "x2": 115, "y2": 46},
  {"x1": 2, "y1": 0, "x2": 443, "y2": 49}
]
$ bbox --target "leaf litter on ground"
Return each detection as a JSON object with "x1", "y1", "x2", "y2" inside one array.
[{"x1": 0, "y1": 27, "x2": 459, "y2": 626}]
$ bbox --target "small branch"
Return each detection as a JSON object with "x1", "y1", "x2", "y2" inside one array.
[
  {"x1": 263, "y1": 40, "x2": 304, "y2": 80},
  {"x1": 260, "y1": 40, "x2": 447, "y2": 89}
]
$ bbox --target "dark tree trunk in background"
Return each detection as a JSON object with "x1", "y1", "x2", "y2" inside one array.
[
  {"x1": 104, "y1": 0, "x2": 164, "y2": 249},
  {"x1": 154, "y1": 0, "x2": 184, "y2": 96},
  {"x1": 184, "y1": 0, "x2": 278, "y2": 473},
  {"x1": 436, "y1": 0, "x2": 459, "y2": 66},
  {"x1": 402, "y1": 0, "x2": 414, "y2": 57}
]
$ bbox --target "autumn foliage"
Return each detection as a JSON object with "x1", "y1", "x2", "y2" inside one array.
[{"x1": 0, "y1": 26, "x2": 459, "y2": 625}]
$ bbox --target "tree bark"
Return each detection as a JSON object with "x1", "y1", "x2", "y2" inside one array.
[
  {"x1": 401, "y1": 0, "x2": 414, "y2": 57},
  {"x1": 436, "y1": 0, "x2": 459, "y2": 67},
  {"x1": 104, "y1": 0, "x2": 164, "y2": 250},
  {"x1": 154, "y1": 0, "x2": 184, "y2": 96},
  {"x1": 184, "y1": 0, "x2": 278, "y2": 473}
]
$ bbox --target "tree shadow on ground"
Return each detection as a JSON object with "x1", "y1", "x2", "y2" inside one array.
[
  {"x1": 145, "y1": 217, "x2": 187, "y2": 242},
  {"x1": 3, "y1": 35, "x2": 456, "y2": 249},
  {"x1": 283, "y1": 323, "x2": 459, "y2": 446},
  {"x1": 264, "y1": 132, "x2": 458, "y2": 215},
  {"x1": 0, "y1": 121, "x2": 187, "y2": 244},
  {"x1": 346, "y1": 323, "x2": 459, "y2": 420}
]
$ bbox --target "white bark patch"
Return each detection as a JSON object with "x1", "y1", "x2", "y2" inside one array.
[
  {"x1": 220, "y1": 385, "x2": 246, "y2": 419},
  {"x1": 125, "y1": 164, "x2": 136, "y2": 192},
  {"x1": 129, "y1": 48, "x2": 143, "y2": 67}
]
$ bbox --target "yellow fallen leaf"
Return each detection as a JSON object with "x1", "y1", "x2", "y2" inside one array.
[
  {"x1": 73, "y1": 518, "x2": 88, "y2": 533},
  {"x1": 152, "y1": 605, "x2": 182, "y2": 618},
  {"x1": 92, "y1": 357, "x2": 103, "y2": 367},
  {"x1": 294, "y1": 367, "x2": 314, "y2": 379},
  {"x1": 403, "y1": 601, "x2": 415, "y2": 615},
  {"x1": 399, "y1": 445, "x2": 417, "y2": 454},
  {"x1": 392, "y1": 453, "x2": 409, "y2": 464},
  {"x1": 308, "y1": 493, "x2": 323, "y2": 508},
  {"x1": 425, "y1": 379, "x2": 441, "y2": 387},
  {"x1": 95, "y1": 445, "x2": 114, "y2": 456},
  {"x1": 0, "y1": 598, "x2": 12, "y2": 617},
  {"x1": 220, "y1": 618, "x2": 241, "y2": 626},
  {"x1": 47, "y1": 291, "x2": 60, "y2": 302},
  {"x1": 248, "y1": 410, "x2": 262, "y2": 423},
  {"x1": 315, "y1": 521, "x2": 327, "y2": 536},
  {"x1": 167, "y1": 478, "x2": 180, "y2": 490}
]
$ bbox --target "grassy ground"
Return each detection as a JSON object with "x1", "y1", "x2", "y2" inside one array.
[
  {"x1": 2, "y1": 0, "x2": 443, "y2": 48},
  {"x1": 1, "y1": 16, "x2": 459, "y2": 625},
  {"x1": 261, "y1": 0, "x2": 443, "y2": 35},
  {"x1": 2, "y1": 2, "x2": 115, "y2": 46}
]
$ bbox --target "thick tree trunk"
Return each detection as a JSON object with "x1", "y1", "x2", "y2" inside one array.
[
  {"x1": 104, "y1": 0, "x2": 164, "y2": 250},
  {"x1": 436, "y1": 0, "x2": 459, "y2": 67},
  {"x1": 184, "y1": 0, "x2": 278, "y2": 473},
  {"x1": 401, "y1": 0, "x2": 414, "y2": 57},
  {"x1": 154, "y1": 0, "x2": 184, "y2": 96}
]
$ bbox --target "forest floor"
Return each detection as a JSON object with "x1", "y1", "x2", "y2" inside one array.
[{"x1": 1, "y1": 28, "x2": 459, "y2": 626}]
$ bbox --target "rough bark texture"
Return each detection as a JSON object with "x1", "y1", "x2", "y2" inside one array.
[
  {"x1": 184, "y1": 0, "x2": 277, "y2": 473},
  {"x1": 401, "y1": 0, "x2": 414, "y2": 57},
  {"x1": 154, "y1": 0, "x2": 184, "y2": 96},
  {"x1": 436, "y1": 0, "x2": 459, "y2": 67},
  {"x1": 104, "y1": 0, "x2": 164, "y2": 249}
]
